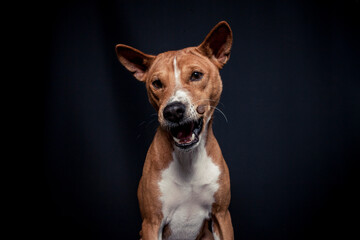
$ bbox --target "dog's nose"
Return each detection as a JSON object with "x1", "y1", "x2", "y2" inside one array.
[{"x1": 163, "y1": 102, "x2": 186, "y2": 123}]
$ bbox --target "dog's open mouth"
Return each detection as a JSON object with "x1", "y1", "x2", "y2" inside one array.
[{"x1": 170, "y1": 118, "x2": 203, "y2": 149}]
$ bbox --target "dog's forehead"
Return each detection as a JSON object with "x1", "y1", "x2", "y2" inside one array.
[
  {"x1": 149, "y1": 51, "x2": 176, "y2": 73},
  {"x1": 149, "y1": 47, "x2": 213, "y2": 76}
]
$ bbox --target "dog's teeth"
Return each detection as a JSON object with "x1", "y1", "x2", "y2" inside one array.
[
  {"x1": 173, "y1": 134, "x2": 195, "y2": 144},
  {"x1": 173, "y1": 137, "x2": 181, "y2": 144}
]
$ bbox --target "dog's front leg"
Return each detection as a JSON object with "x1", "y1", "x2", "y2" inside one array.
[
  {"x1": 140, "y1": 219, "x2": 163, "y2": 240},
  {"x1": 212, "y1": 210, "x2": 234, "y2": 240}
]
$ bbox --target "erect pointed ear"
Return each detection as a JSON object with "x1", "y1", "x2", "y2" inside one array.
[
  {"x1": 197, "y1": 21, "x2": 233, "y2": 68},
  {"x1": 115, "y1": 44, "x2": 155, "y2": 82}
]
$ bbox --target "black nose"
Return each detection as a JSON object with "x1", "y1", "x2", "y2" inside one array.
[{"x1": 163, "y1": 102, "x2": 186, "y2": 123}]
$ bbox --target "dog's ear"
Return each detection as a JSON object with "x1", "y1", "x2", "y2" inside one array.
[
  {"x1": 115, "y1": 44, "x2": 155, "y2": 82},
  {"x1": 197, "y1": 21, "x2": 233, "y2": 68}
]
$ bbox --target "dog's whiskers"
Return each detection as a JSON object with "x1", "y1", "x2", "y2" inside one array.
[
  {"x1": 192, "y1": 98, "x2": 225, "y2": 107},
  {"x1": 192, "y1": 99, "x2": 228, "y2": 123},
  {"x1": 209, "y1": 106, "x2": 228, "y2": 123}
]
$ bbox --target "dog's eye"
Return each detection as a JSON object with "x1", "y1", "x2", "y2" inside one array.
[
  {"x1": 152, "y1": 79, "x2": 163, "y2": 89},
  {"x1": 190, "y1": 71, "x2": 203, "y2": 81}
]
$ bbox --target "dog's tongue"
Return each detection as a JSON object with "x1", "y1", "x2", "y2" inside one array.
[{"x1": 176, "y1": 122, "x2": 194, "y2": 142}]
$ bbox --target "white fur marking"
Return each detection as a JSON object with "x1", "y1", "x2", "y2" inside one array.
[
  {"x1": 171, "y1": 89, "x2": 189, "y2": 103},
  {"x1": 212, "y1": 221, "x2": 220, "y2": 240},
  {"x1": 173, "y1": 57, "x2": 181, "y2": 87},
  {"x1": 158, "y1": 127, "x2": 220, "y2": 239},
  {"x1": 168, "y1": 57, "x2": 199, "y2": 121}
]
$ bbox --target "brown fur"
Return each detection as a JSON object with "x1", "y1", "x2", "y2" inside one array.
[{"x1": 116, "y1": 21, "x2": 234, "y2": 239}]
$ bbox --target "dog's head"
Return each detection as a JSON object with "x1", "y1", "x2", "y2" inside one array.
[{"x1": 116, "y1": 21, "x2": 232, "y2": 150}]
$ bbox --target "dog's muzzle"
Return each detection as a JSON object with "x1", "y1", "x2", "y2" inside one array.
[{"x1": 162, "y1": 102, "x2": 204, "y2": 149}]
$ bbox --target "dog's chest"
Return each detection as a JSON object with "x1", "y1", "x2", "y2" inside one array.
[{"x1": 158, "y1": 147, "x2": 220, "y2": 239}]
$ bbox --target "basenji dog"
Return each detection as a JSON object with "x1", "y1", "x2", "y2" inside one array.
[{"x1": 115, "y1": 21, "x2": 234, "y2": 240}]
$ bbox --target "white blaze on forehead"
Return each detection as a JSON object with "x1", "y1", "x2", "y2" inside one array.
[
  {"x1": 168, "y1": 57, "x2": 196, "y2": 119},
  {"x1": 173, "y1": 57, "x2": 181, "y2": 87},
  {"x1": 169, "y1": 57, "x2": 191, "y2": 105}
]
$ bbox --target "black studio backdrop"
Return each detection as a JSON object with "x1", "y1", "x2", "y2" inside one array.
[{"x1": 37, "y1": 0, "x2": 360, "y2": 239}]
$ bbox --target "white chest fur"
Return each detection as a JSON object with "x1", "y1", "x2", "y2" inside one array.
[{"x1": 158, "y1": 141, "x2": 221, "y2": 240}]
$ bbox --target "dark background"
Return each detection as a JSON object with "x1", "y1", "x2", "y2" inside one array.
[{"x1": 33, "y1": 0, "x2": 360, "y2": 239}]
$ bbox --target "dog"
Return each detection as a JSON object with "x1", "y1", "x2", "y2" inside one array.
[{"x1": 115, "y1": 21, "x2": 234, "y2": 240}]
